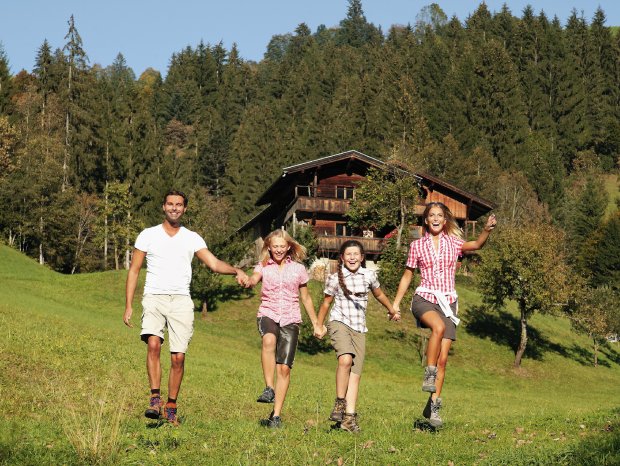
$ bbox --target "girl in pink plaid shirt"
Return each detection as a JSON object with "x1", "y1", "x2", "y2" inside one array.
[
  {"x1": 393, "y1": 202, "x2": 496, "y2": 428},
  {"x1": 245, "y1": 229, "x2": 322, "y2": 428}
]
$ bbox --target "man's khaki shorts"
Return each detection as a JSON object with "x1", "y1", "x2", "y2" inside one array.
[
  {"x1": 141, "y1": 294, "x2": 195, "y2": 353},
  {"x1": 328, "y1": 320, "x2": 366, "y2": 375}
]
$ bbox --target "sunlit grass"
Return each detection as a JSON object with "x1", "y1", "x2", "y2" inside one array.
[{"x1": 0, "y1": 244, "x2": 618, "y2": 464}]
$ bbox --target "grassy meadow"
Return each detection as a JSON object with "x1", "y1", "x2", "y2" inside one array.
[{"x1": 0, "y1": 244, "x2": 618, "y2": 465}]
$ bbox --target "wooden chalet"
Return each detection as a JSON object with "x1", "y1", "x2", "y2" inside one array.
[{"x1": 239, "y1": 150, "x2": 495, "y2": 260}]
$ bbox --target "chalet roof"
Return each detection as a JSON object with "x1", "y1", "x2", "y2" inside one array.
[
  {"x1": 256, "y1": 149, "x2": 418, "y2": 205},
  {"x1": 282, "y1": 149, "x2": 385, "y2": 173},
  {"x1": 417, "y1": 171, "x2": 496, "y2": 213}
]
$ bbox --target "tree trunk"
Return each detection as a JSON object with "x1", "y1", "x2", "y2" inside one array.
[
  {"x1": 38, "y1": 213, "x2": 44, "y2": 265},
  {"x1": 396, "y1": 198, "x2": 405, "y2": 249},
  {"x1": 104, "y1": 183, "x2": 108, "y2": 269},
  {"x1": 593, "y1": 337, "x2": 599, "y2": 367},
  {"x1": 514, "y1": 307, "x2": 528, "y2": 368}
]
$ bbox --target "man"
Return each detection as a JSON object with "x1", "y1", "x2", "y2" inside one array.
[{"x1": 123, "y1": 190, "x2": 247, "y2": 425}]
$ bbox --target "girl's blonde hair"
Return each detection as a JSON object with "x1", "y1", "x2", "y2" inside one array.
[
  {"x1": 259, "y1": 229, "x2": 307, "y2": 265},
  {"x1": 422, "y1": 202, "x2": 463, "y2": 239}
]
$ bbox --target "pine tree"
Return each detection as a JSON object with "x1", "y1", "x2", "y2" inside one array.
[
  {"x1": 469, "y1": 39, "x2": 528, "y2": 169},
  {"x1": 0, "y1": 44, "x2": 13, "y2": 115},
  {"x1": 591, "y1": 212, "x2": 620, "y2": 288},
  {"x1": 224, "y1": 104, "x2": 284, "y2": 226},
  {"x1": 336, "y1": 0, "x2": 383, "y2": 48},
  {"x1": 586, "y1": 8, "x2": 617, "y2": 169}
]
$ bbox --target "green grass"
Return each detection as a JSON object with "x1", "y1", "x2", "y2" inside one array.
[{"x1": 0, "y1": 244, "x2": 619, "y2": 465}]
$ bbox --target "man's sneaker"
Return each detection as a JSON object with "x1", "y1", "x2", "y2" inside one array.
[
  {"x1": 422, "y1": 395, "x2": 432, "y2": 419},
  {"x1": 329, "y1": 398, "x2": 347, "y2": 422},
  {"x1": 144, "y1": 395, "x2": 163, "y2": 419},
  {"x1": 257, "y1": 386, "x2": 275, "y2": 403},
  {"x1": 340, "y1": 413, "x2": 361, "y2": 433},
  {"x1": 422, "y1": 365, "x2": 437, "y2": 393},
  {"x1": 429, "y1": 397, "x2": 443, "y2": 428},
  {"x1": 267, "y1": 411, "x2": 282, "y2": 428},
  {"x1": 164, "y1": 404, "x2": 180, "y2": 426}
]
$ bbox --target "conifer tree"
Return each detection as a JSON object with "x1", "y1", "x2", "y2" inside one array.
[
  {"x1": 0, "y1": 44, "x2": 13, "y2": 115},
  {"x1": 336, "y1": 0, "x2": 383, "y2": 48},
  {"x1": 469, "y1": 39, "x2": 528, "y2": 169},
  {"x1": 591, "y1": 212, "x2": 620, "y2": 288},
  {"x1": 586, "y1": 8, "x2": 618, "y2": 169}
]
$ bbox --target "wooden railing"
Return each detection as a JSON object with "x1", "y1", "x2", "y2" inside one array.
[
  {"x1": 317, "y1": 235, "x2": 385, "y2": 254},
  {"x1": 295, "y1": 196, "x2": 350, "y2": 214}
]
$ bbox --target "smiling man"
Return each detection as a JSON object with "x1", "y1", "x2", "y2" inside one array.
[{"x1": 123, "y1": 189, "x2": 248, "y2": 426}]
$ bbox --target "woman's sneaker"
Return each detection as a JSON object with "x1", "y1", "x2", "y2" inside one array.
[
  {"x1": 329, "y1": 398, "x2": 347, "y2": 422},
  {"x1": 145, "y1": 395, "x2": 163, "y2": 419},
  {"x1": 428, "y1": 398, "x2": 443, "y2": 428},
  {"x1": 422, "y1": 366, "x2": 437, "y2": 393},
  {"x1": 257, "y1": 386, "x2": 275, "y2": 403},
  {"x1": 340, "y1": 413, "x2": 361, "y2": 433}
]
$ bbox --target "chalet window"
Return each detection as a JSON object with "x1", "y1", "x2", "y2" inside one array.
[
  {"x1": 336, "y1": 186, "x2": 355, "y2": 199},
  {"x1": 335, "y1": 223, "x2": 348, "y2": 236}
]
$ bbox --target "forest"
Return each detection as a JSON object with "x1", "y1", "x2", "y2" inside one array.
[{"x1": 0, "y1": 0, "x2": 618, "y2": 283}]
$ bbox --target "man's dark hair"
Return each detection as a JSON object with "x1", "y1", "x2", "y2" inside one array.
[{"x1": 163, "y1": 190, "x2": 189, "y2": 207}]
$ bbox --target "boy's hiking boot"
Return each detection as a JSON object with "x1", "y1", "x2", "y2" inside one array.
[
  {"x1": 164, "y1": 404, "x2": 180, "y2": 426},
  {"x1": 257, "y1": 386, "x2": 275, "y2": 403},
  {"x1": 329, "y1": 398, "x2": 347, "y2": 422},
  {"x1": 422, "y1": 395, "x2": 432, "y2": 419},
  {"x1": 428, "y1": 397, "x2": 443, "y2": 428},
  {"x1": 340, "y1": 413, "x2": 361, "y2": 433},
  {"x1": 144, "y1": 395, "x2": 163, "y2": 419},
  {"x1": 422, "y1": 365, "x2": 437, "y2": 393}
]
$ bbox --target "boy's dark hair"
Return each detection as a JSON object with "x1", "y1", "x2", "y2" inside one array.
[{"x1": 163, "y1": 190, "x2": 188, "y2": 207}]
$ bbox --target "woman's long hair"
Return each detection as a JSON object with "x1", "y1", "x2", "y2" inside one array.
[
  {"x1": 422, "y1": 202, "x2": 463, "y2": 239},
  {"x1": 259, "y1": 229, "x2": 307, "y2": 266},
  {"x1": 337, "y1": 240, "x2": 366, "y2": 299}
]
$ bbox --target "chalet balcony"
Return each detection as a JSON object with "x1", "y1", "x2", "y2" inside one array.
[
  {"x1": 316, "y1": 235, "x2": 385, "y2": 254},
  {"x1": 291, "y1": 185, "x2": 354, "y2": 214}
]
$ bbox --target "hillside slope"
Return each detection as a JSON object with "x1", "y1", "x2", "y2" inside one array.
[{"x1": 0, "y1": 245, "x2": 618, "y2": 465}]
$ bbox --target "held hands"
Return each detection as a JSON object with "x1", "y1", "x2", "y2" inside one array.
[
  {"x1": 235, "y1": 269, "x2": 249, "y2": 287},
  {"x1": 388, "y1": 303, "x2": 401, "y2": 322},
  {"x1": 484, "y1": 214, "x2": 497, "y2": 232},
  {"x1": 313, "y1": 323, "x2": 328, "y2": 339}
]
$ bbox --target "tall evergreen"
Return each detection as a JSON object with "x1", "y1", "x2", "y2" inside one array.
[
  {"x1": 59, "y1": 15, "x2": 101, "y2": 192},
  {"x1": 336, "y1": 0, "x2": 383, "y2": 48},
  {"x1": 0, "y1": 44, "x2": 13, "y2": 115},
  {"x1": 587, "y1": 8, "x2": 618, "y2": 168},
  {"x1": 469, "y1": 39, "x2": 528, "y2": 168}
]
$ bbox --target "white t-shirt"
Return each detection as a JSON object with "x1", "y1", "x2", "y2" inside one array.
[{"x1": 135, "y1": 225, "x2": 207, "y2": 295}]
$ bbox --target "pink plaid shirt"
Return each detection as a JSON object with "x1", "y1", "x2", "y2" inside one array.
[
  {"x1": 406, "y1": 232, "x2": 464, "y2": 304},
  {"x1": 255, "y1": 257, "x2": 309, "y2": 326}
]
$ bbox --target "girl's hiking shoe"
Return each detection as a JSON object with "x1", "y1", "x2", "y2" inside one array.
[
  {"x1": 257, "y1": 386, "x2": 275, "y2": 403},
  {"x1": 145, "y1": 395, "x2": 164, "y2": 419},
  {"x1": 428, "y1": 397, "x2": 443, "y2": 428},
  {"x1": 340, "y1": 413, "x2": 361, "y2": 433},
  {"x1": 164, "y1": 404, "x2": 180, "y2": 426},
  {"x1": 422, "y1": 365, "x2": 437, "y2": 393},
  {"x1": 329, "y1": 398, "x2": 347, "y2": 422}
]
